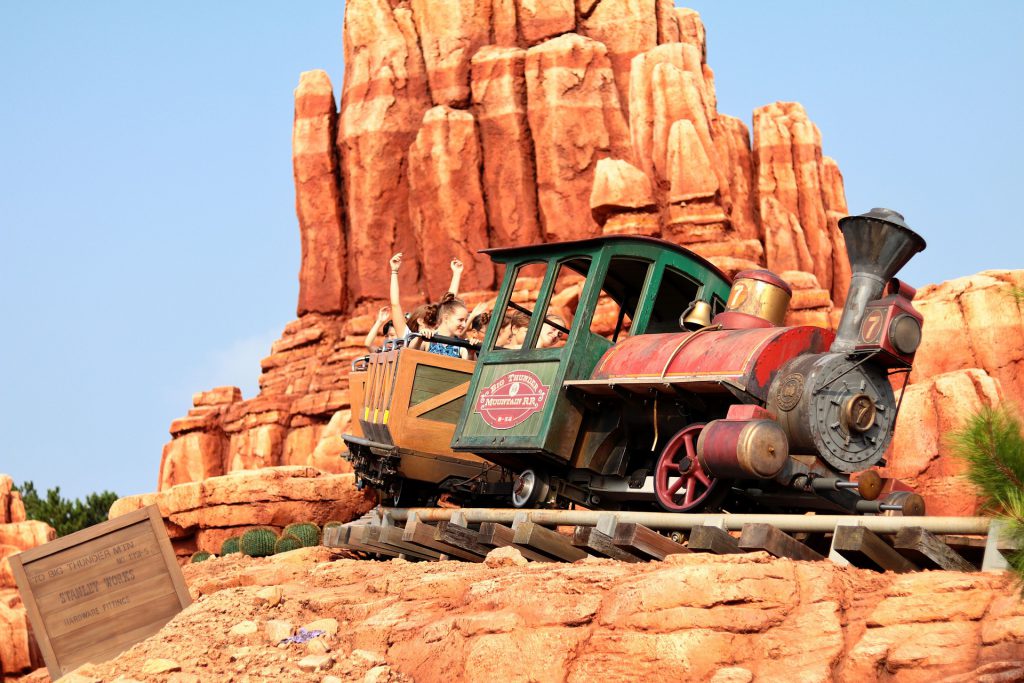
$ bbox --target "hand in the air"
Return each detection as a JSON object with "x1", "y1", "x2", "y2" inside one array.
[
  {"x1": 390, "y1": 253, "x2": 403, "y2": 272},
  {"x1": 376, "y1": 306, "x2": 391, "y2": 323},
  {"x1": 450, "y1": 258, "x2": 464, "y2": 274}
]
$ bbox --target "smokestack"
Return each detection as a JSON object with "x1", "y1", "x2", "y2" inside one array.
[{"x1": 831, "y1": 208, "x2": 926, "y2": 353}]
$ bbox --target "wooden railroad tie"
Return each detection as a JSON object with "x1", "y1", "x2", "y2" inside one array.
[
  {"x1": 572, "y1": 526, "x2": 643, "y2": 562},
  {"x1": 402, "y1": 514, "x2": 484, "y2": 562},
  {"x1": 739, "y1": 523, "x2": 825, "y2": 562},
  {"x1": 893, "y1": 526, "x2": 975, "y2": 572},
  {"x1": 612, "y1": 523, "x2": 689, "y2": 560},
  {"x1": 831, "y1": 525, "x2": 918, "y2": 573},
  {"x1": 687, "y1": 525, "x2": 744, "y2": 554},
  {"x1": 511, "y1": 519, "x2": 589, "y2": 562},
  {"x1": 476, "y1": 522, "x2": 555, "y2": 562}
]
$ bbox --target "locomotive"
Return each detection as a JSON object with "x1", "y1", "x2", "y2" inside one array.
[{"x1": 344, "y1": 208, "x2": 926, "y2": 516}]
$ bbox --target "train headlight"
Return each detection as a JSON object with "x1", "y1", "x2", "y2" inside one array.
[{"x1": 888, "y1": 314, "x2": 922, "y2": 355}]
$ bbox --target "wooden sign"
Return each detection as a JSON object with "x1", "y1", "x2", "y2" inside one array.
[{"x1": 9, "y1": 505, "x2": 191, "y2": 678}]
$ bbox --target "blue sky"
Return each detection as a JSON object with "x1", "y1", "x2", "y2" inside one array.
[{"x1": 1, "y1": 2, "x2": 1021, "y2": 501}]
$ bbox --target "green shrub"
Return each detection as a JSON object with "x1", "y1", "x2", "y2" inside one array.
[
  {"x1": 275, "y1": 534, "x2": 303, "y2": 554},
  {"x1": 283, "y1": 522, "x2": 321, "y2": 547},
  {"x1": 240, "y1": 528, "x2": 278, "y2": 557},
  {"x1": 951, "y1": 405, "x2": 1024, "y2": 581},
  {"x1": 190, "y1": 551, "x2": 213, "y2": 563},
  {"x1": 220, "y1": 535, "x2": 242, "y2": 555},
  {"x1": 323, "y1": 521, "x2": 343, "y2": 530}
]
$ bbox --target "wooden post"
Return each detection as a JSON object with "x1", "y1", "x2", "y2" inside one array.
[{"x1": 738, "y1": 523, "x2": 824, "y2": 562}]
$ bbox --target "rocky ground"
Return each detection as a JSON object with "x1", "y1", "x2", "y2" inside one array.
[{"x1": 17, "y1": 546, "x2": 1024, "y2": 683}]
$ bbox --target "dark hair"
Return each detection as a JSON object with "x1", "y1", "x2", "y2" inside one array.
[
  {"x1": 406, "y1": 303, "x2": 432, "y2": 332},
  {"x1": 469, "y1": 310, "x2": 491, "y2": 332},
  {"x1": 502, "y1": 310, "x2": 530, "y2": 329},
  {"x1": 423, "y1": 292, "x2": 467, "y2": 328},
  {"x1": 382, "y1": 320, "x2": 395, "y2": 336}
]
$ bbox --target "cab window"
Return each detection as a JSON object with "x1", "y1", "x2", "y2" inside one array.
[
  {"x1": 645, "y1": 266, "x2": 703, "y2": 334},
  {"x1": 589, "y1": 257, "x2": 651, "y2": 342},
  {"x1": 537, "y1": 258, "x2": 590, "y2": 349},
  {"x1": 493, "y1": 261, "x2": 547, "y2": 350}
]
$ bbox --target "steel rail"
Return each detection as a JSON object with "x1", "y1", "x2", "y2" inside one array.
[{"x1": 382, "y1": 507, "x2": 992, "y2": 535}]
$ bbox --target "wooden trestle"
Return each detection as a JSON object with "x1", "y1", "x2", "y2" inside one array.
[{"x1": 323, "y1": 508, "x2": 1017, "y2": 573}]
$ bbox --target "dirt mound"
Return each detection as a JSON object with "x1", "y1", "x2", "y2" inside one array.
[{"x1": 34, "y1": 547, "x2": 1024, "y2": 683}]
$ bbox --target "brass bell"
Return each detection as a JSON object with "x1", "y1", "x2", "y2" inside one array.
[{"x1": 680, "y1": 300, "x2": 713, "y2": 330}]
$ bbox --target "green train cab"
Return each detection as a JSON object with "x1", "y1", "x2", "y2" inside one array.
[{"x1": 451, "y1": 235, "x2": 733, "y2": 478}]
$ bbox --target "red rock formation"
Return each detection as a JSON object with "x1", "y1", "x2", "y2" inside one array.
[
  {"x1": 516, "y1": 0, "x2": 574, "y2": 45},
  {"x1": 753, "y1": 102, "x2": 850, "y2": 304},
  {"x1": 163, "y1": 4, "x2": 865, "y2": 491},
  {"x1": 410, "y1": 0, "x2": 491, "y2": 107},
  {"x1": 294, "y1": 70, "x2": 346, "y2": 315},
  {"x1": 470, "y1": 46, "x2": 543, "y2": 248},
  {"x1": 911, "y1": 271, "x2": 1024, "y2": 409},
  {"x1": 76, "y1": 550, "x2": 1024, "y2": 682},
  {"x1": 407, "y1": 106, "x2": 493, "y2": 300},
  {"x1": 525, "y1": 33, "x2": 630, "y2": 242},
  {"x1": 884, "y1": 270, "x2": 1024, "y2": 516},
  {"x1": 0, "y1": 475, "x2": 53, "y2": 677},
  {"x1": 338, "y1": 0, "x2": 432, "y2": 304},
  {"x1": 886, "y1": 369, "x2": 1003, "y2": 517},
  {"x1": 111, "y1": 467, "x2": 375, "y2": 560},
  {"x1": 589, "y1": 158, "x2": 658, "y2": 235}
]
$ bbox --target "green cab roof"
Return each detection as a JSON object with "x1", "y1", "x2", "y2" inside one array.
[{"x1": 480, "y1": 234, "x2": 732, "y2": 284}]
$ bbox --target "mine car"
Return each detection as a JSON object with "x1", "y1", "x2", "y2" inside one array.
[{"x1": 344, "y1": 208, "x2": 927, "y2": 516}]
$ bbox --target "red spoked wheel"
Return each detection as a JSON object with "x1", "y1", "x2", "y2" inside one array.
[{"x1": 654, "y1": 423, "x2": 721, "y2": 512}]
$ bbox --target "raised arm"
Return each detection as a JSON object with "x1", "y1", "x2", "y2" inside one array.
[
  {"x1": 364, "y1": 305, "x2": 391, "y2": 351},
  {"x1": 389, "y1": 252, "x2": 408, "y2": 337},
  {"x1": 448, "y1": 258, "x2": 464, "y2": 297}
]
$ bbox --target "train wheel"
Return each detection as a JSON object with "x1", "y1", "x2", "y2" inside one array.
[{"x1": 654, "y1": 423, "x2": 722, "y2": 512}]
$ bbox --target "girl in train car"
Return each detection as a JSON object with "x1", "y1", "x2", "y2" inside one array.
[
  {"x1": 363, "y1": 305, "x2": 397, "y2": 352},
  {"x1": 414, "y1": 293, "x2": 472, "y2": 359},
  {"x1": 538, "y1": 314, "x2": 567, "y2": 348},
  {"x1": 388, "y1": 253, "x2": 464, "y2": 340},
  {"x1": 497, "y1": 310, "x2": 530, "y2": 349}
]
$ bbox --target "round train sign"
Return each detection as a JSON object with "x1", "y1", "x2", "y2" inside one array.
[{"x1": 475, "y1": 370, "x2": 550, "y2": 429}]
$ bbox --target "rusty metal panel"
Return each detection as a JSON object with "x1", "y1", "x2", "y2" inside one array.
[{"x1": 590, "y1": 326, "x2": 834, "y2": 400}]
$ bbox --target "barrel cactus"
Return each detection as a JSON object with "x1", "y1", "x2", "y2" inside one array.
[
  {"x1": 240, "y1": 528, "x2": 278, "y2": 557},
  {"x1": 190, "y1": 551, "x2": 213, "y2": 563},
  {"x1": 275, "y1": 534, "x2": 303, "y2": 554},
  {"x1": 323, "y1": 520, "x2": 343, "y2": 531},
  {"x1": 220, "y1": 535, "x2": 241, "y2": 555},
  {"x1": 283, "y1": 522, "x2": 321, "y2": 548}
]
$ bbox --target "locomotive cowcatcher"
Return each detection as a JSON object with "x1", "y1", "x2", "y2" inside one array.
[{"x1": 344, "y1": 208, "x2": 927, "y2": 516}]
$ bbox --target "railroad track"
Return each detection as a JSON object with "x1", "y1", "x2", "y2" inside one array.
[{"x1": 323, "y1": 508, "x2": 1016, "y2": 573}]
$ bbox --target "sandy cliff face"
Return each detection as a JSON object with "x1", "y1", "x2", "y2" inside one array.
[
  {"x1": 158, "y1": 1, "x2": 853, "y2": 491},
  {"x1": 58, "y1": 549, "x2": 1024, "y2": 683}
]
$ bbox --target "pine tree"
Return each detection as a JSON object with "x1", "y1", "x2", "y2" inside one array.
[
  {"x1": 950, "y1": 405, "x2": 1024, "y2": 579},
  {"x1": 14, "y1": 481, "x2": 119, "y2": 537}
]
